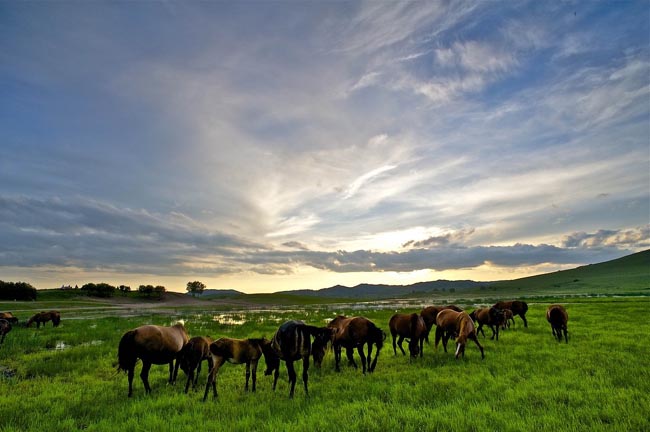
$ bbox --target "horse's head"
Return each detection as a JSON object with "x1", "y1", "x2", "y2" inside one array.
[
  {"x1": 408, "y1": 339, "x2": 420, "y2": 358},
  {"x1": 311, "y1": 328, "x2": 333, "y2": 368},
  {"x1": 260, "y1": 340, "x2": 280, "y2": 376}
]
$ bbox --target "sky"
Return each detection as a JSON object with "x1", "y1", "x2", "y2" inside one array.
[{"x1": 1, "y1": 1, "x2": 648, "y2": 293}]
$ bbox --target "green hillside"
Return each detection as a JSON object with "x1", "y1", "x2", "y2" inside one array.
[{"x1": 487, "y1": 249, "x2": 649, "y2": 296}]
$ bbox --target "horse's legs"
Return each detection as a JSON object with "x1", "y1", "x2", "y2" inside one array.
[
  {"x1": 477, "y1": 323, "x2": 485, "y2": 338},
  {"x1": 391, "y1": 331, "x2": 397, "y2": 355},
  {"x1": 520, "y1": 313, "x2": 528, "y2": 328},
  {"x1": 203, "y1": 356, "x2": 225, "y2": 401},
  {"x1": 367, "y1": 342, "x2": 374, "y2": 372},
  {"x1": 245, "y1": 361, "x2": 251, "y2": 391},
  {"x1": 334, "y1": 343, "x2": 341, "y2": 372},
  {"x1": 194, "y1": 359, "x2": 202, "y2": 387},
  {"x1": 127, "y1": 366, "x2": 135, "y2": 397},
  {"x1": 357, "y1": 345, "x2": 367, "y2": 374},
  {"x1": 140, "y1": 361, "x2": 152, "y2": 394},
  {"x1": 490, "y1": 325, "x2": 498, "y2": 341},
  {"x1": 470, "y1": 334, "x2": 485, "y2": 359},
  {"x1": 272, "y1": 367, "x2": 279, "y2": 391},
  {"x1": 442, "y1": 331, "x2": 450, "y2": 353},
  {"x1": 563, "y1": 327, "x2": 568, "y2": 344},
  {"x1": 397, "y1": 336, "x2": 406, "y2": 356},
  {"x1": 345, "y1": 346, "x2": 357, "y2": 369},
  {"x1": 286, "y1": 360, "x2": 297, "y2": 398},
  {"x1": 419, "y1": 336, "x2": 424, "y2": 358},
  {"x1": 434, "y1": 327, "x2": 442, "y2": 351},
  {"x1": 168, "y1": 362, "x2": 174, "y2": 384},
  {"x1": 301, "y1": 356, "x2": 309, "y2": 397},
  {"x1": 251, "y1": 358, "x2": 258, "y2": 392}
]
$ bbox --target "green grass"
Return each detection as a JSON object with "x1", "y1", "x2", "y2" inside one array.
[{"x1": 1, "y1": 298, "x2": 649, "y2": 431}]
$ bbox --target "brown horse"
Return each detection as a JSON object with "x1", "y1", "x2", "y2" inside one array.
[
  {"x1": 179, "y1": 336, "x2": 213, "y2": 393},
  {"x1": 420, "y1": 305, "x2": 463, "y2": 342},
  {"x1": 26, "y1": 311, "x2": 61, "y2": 328},
  {"x1": 469, "y1": 307, "x2": 506, "y2": 341},
  {"x1": 261, "y1": 320, "x2": 332, "y2": 398},
  {"x1": 493, "y1": 301, "x2": 528, "y2": 327},
  {"x1": 502, "y1": 309, "x2": 515, "y2": 329},
  {"x1": 202, "y1": 337, "x2": 268, "y2": 401},
  {"x1": 388, "y1": 313, "x2": 426, "y2": 358},
  {"x1": 117, "y1": 322, "x2": 189, "y2": 397},
  {"x1": 328, "y1": 315, "x2": 385, "y2": 373},
  {"x1": 0, "y1": 319, "x2": 11, "y2": 345},
  {"x1": 0, "y1": 312, "x2": 18, "y2": 324},
  {"x1": 435, "y1": 310, "x2": 484, "y2": 359},
  {"x1": 546, "y1": 304, "x2": 568, "y2": 343}
]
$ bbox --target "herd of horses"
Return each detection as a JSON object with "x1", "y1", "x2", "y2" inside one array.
[
  {"x1": 113, "y1": 300, "x2": 569, "y2": 399},
  {"x1": 0, "y1": 310, "x2": 61, "y2": 346}
]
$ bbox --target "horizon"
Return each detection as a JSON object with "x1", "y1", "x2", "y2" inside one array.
[{"x1": 2, "y1": 2, "x2": 649, "y2": 294}]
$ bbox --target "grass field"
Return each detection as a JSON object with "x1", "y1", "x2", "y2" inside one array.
[{"x1": 1, "y1": 295, "x2": 649, "y2": 432}]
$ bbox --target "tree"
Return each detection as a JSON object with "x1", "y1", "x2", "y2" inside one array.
[
  {"x1": 138, "y1": 284, "x2": 154, "y2": 298},
  {"x1": 153, "y1": 285, "x2": 166, "y2": 300},
  {"x1": 118, "y1": 285, "x2": 131, "y2": 296},
  {"x1": 0, "y1": 280, "x2": 37, "y2": 300},
  {"x1": 81, "y1": 282, "x2": 116, "y2": 298},
  {"x1": 186, "y1": 281, "x2": 206, "y2": 297}
]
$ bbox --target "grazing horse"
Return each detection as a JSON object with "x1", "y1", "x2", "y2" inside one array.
[
  {"x1": 202, "y1": 337, "x2": 268, "y2": 401},
  {"x1": 388, "y1": 313, "x2": 426, "y2": 358},
  {"x1": 0, "y1": 319, "x2": 11, "y2": 345},
  {"x1": 420, "y1": 305, "x2": 463, "y2": 342},
  {"x1": 493, "y1": 301, "x2": 528, "y2": 327},
  {"x1": 328, "y1": 315, "x2": 385, "y2": 373},
  {"x1": 502, "y1": 309, "x2": 515, "y2": 329},
  {"x1": 26, "y1": 311, "x2": 61, "y2": 328},
  {"x1": 469, "y1": 307, "x2": 506, "y2": 341},
  {"x1": 261, "y1": 320, "x2": 331, "y2": 398},
  {"x1": 435, "y1": 310, "x2": 484, "y2": 360},
  {"x1": 117, "y1": 322, "x2": 189, "y2": 397},
  {"x1": 546, "y1": 304, "x2": 568, "y2": 343},
  {"x1": 179, "y1": 336, "x2": 213, "y2": 393},
  {"x1": 0, "y1": 312, "x2": 18, "y2": 324}
]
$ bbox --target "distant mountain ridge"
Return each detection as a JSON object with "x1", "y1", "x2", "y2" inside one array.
[{"x1": 276, "y1": 280, "x2": 486, "y2": 299}]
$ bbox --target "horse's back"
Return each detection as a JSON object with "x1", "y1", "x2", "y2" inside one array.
[
  {"x1": 547, "y1": 304, "x2": 568, "y2": 324},
  {"x1": 436, "y1": 309, "x2": 462, "y2": 328},
  {"x1": 131, "y1": 325, "x2": 186, "y2": 360}
]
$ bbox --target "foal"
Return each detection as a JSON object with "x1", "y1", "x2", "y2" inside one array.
[
  {"x1": 546, "y1": 304, "x2": 568, "y2": 343},
  {"x1": 202, "y1": 337, "x2": 268, "y2": 401},
  {"x1": 435, "y1": 310, "x2": 484, "y2": 360},
  {"x1": 179, "y1": 336, "x2": 213, "y2": 393}
]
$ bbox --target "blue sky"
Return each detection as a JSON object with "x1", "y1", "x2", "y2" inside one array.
[{"x1": 1, "y1": 1, "x2": 648, "y2": 293}]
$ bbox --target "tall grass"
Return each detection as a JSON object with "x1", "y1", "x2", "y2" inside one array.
[{"x1": 1, "y1": 299, "x2": 649, "y2": 431}]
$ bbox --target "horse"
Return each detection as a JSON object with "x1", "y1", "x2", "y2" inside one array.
[
  {"x1": 388, "y1": 313, "x2": 426, "y2": 358},
  {"x1": 420, "y1": 305, "x2": 463, "y2": 342},
  {"x1": 493, "y1": 301, "x2": 528, "y2": 327},
  {"x1": 327, "y1": 315, "x2": 385, "y2": 373},
  {"x1": 435, "y1": 310, "x2": 484, "y2": 360},
  {"x1": 26, "y1": 311, "x2": 61, "y2": 328},
  {"x1": 501, "y1": 309, "x2": 515, "y2": 329},
  {"x1": 261, "y1": 320, "x2": 332, "y2": 398},
  {"x1": 179, "y1": 336, "x2": 213, "y2": 393},
  {"x1": 202, "y1": 337, "x2": 269, "y2": 401},
  {"x1": 546, "y1": 304, "x2": 568, "y2": 343},
  {"x1": 469, "y1": 307, "x2": 506, "y2": 341},
  {"x1": 0, "y1": 319, "x2": 11, "y2": 345},
  {"x1": 116, "y1": 322, "x2": 189, "y2": 397},
  {"x1": 0, "y1": 312, "x2": 19, "y2": 324}
]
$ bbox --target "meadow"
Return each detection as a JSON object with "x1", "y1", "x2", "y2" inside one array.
[{"x1": 1, "y1": 297, "x2": 649, "y2": 432}]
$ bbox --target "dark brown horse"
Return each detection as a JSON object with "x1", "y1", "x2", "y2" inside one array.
[
  {"x1": 179, "y1": 336, "x2": 213, "y2": 393},
  {"x1": 261, "y1": 320, "x2": 332, "y2": 398},
  {"x1": 435, "y1": 310, "x2": 484, "y2": 359},
  {"x1": 328, "y1": 315, "x2": 385, "y2": 373},
  {"x1": 117, "y1": 322, "x2": 189, "y2": 397},
  {"x1": 202, "y1": 337, "x2": 268, "y2": 401},
  {"x1": 26, "y1": 311, "x2": 61, "y2": 328},
  {"x1": 493, "y1": 300, "x2": 528, "y2": 327},
  {"x1": 420, "y1": 305, "x2": 463, "y2": 342},
  {"x1": 0, "y1": 319, "x2": 11, "y2": 345},
  {"x1": 388, "y1": 313, "x2": 426, "y2": 358},
  {"x1": 546, "y1": 304, "x2": 568, "y2": 343},
  {"x1": 0, "y1": 312, "x2": 18, "y2": 324},
  {"x1": 469, "y1": 307, "x2": 506, "y2": 341}
]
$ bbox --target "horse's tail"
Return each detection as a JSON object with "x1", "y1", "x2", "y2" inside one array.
[
  {"x1": 410, "y1": 313, "x2": 420, "y2": 336},
  {"x1": 117, "y1": 330, "x2": 138, "y2": 373}
]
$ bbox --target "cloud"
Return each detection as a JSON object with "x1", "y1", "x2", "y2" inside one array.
[
  {"x1": 343, "y1": 164, "x2": 397, "y2": 199},
  {"x1": 562, "y1": 226, "x2": 650, "y2": 249},
  {"x1": 403, "y1": 228, "x2": 476, "y2": 248}
]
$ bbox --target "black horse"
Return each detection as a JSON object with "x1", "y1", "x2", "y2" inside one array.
[{"x1": 261, "y1": 320, "x2": 332, "y2": 398}]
